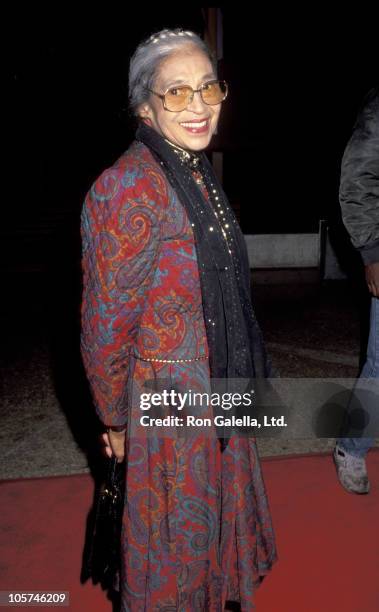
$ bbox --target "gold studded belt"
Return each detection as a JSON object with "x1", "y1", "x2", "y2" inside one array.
[{"x1": 135, "y1": 355, "x2": 208, "y2": 364}]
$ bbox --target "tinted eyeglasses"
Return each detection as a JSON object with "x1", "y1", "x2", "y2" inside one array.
[{"x1": 147, "y1": 79, "x2": 228, "y2": 112}]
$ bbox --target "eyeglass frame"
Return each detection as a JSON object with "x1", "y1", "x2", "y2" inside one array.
[{"x1": 146, "y1": 79, "x2": 228, "y2": 112}]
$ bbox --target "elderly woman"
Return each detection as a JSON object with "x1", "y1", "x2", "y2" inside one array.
[{"x1": 81, "y1": 28, "x2": 277, "y2": 611}]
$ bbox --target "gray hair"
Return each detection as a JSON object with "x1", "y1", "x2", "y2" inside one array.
[{"x1": 128, "y1": 28, "x2": 216, "y2": 116}]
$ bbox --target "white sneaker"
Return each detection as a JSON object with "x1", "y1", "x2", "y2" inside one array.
[{"x1": 333, "y1": 445, "x2": 370, "y2": 494}]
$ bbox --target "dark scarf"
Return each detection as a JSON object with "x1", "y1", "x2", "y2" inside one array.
[{"x1": 136, "y1": 123, "x2": 272, "y2": 448}]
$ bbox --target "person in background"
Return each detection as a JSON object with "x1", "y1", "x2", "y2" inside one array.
[
  {"x1": 80, "y1": 28, "x2": 277, "y2": 610},
  {"x1": 334, "y1": 87, "x2": 379, "y2": 494}
]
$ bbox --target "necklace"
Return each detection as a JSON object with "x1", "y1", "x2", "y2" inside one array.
[{"x1": 164, "y1": 139, "x2": 201, "y2": 170}]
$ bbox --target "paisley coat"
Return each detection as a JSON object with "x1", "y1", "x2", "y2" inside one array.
[{"x1": 80, "y1": 140, "x2": 277, "y2": 611}]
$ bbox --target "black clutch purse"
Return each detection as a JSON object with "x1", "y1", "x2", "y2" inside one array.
[{"x1": 81, "y1": 456, "x2": 125, "y2": 590}]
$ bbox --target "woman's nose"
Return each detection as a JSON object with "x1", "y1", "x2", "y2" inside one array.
[{"x1": 186, "y1": 90, "x2": 207, "y2": 113}]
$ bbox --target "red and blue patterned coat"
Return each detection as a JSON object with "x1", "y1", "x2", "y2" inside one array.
[
  {"x1": 80, "y1": 141, "x2": 277, "y2": 611},
  {"x1": 81, "y1": 140, "x2": 209, "y2": 428}
]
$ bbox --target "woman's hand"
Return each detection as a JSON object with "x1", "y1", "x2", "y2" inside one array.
[{"x1": 101, "y1": 430, "x2": 126, "y2": 463}]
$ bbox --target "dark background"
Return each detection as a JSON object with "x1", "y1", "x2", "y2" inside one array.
[{"x1": 5, "y1": 6, "x2": 378, "y2": 267}]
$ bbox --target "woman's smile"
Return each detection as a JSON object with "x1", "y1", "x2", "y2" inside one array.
[{"x1": 179, "y1": 118, "x2": 211, "y2": 134}]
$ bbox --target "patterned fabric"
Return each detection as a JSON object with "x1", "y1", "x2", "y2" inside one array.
[
  {"x1": 81, "y1": 141, "x2": 208, "y2": 426},
  {"x1": 80, "y1": 141, "x2": 277, "y2": 610}
]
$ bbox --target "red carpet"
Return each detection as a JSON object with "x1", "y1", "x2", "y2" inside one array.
[{"x1": 1, "y1": 451, "x2": 378, "y2": 612}]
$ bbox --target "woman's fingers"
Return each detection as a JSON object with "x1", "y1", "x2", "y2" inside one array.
[
  {"x1": 108, "y1": 430, "x2": 126, "y2": 462},
  {"x1": 99, "y1": 430, "x2": 125, "y2": 462},
  {"x1": 100, "y1": 432, "x2": 112, "y2": 458}
]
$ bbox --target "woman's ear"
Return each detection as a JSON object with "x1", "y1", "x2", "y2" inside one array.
[
  {"x1": 138, "y1": 105, "x2": 153, "y2": 126},
  {"x1": 139, "y1": 105, "x2": 152, "y2": 120}
]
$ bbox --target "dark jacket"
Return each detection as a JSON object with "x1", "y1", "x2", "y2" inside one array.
[{"x1": 339, "y1": 87, "x2": 379, "y2": 264}]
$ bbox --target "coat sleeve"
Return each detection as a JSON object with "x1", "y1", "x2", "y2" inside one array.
[
  {"x1": 80, "y1": 162, "x2": 166, "y2": 427},
  {"x1": 339, "y1": 87, "x2": 379, "y2": 264}
]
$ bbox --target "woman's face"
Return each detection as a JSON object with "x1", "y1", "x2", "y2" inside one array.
[{"x1": 139, "y1": 45, "x2": 221, "y2": 151}]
